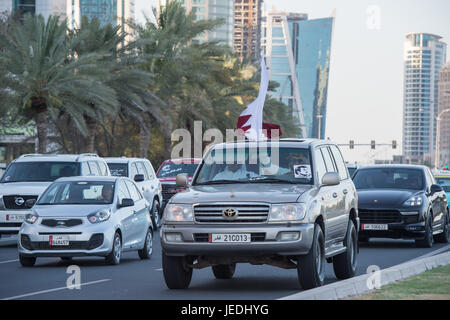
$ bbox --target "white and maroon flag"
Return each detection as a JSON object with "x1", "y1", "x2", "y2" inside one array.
[{"x1": 237, "y1": 53, "x2": 270, "y2": 141}]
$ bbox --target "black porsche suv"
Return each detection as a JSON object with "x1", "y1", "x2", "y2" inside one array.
[{"x1": 353, "y1": 165, "x2": 449, "y2": 247}]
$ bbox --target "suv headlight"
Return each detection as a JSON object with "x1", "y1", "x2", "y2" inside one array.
[
  {"x1": 403, "y1": 195, "x2": 423, "y2": 207},
  {"x1": 164, "y1": 204, "x2": 193, "y2": 222},
  {"x1": 87, "y1": 210, "x2": 111, "y2": 224},
  {"x1": 0, "y1": 195, "x2": 5, "y2": 210},
  {"x1": 269, "y1": 203, "x2": 306, "y2": 222},
  {"x1": 25, "y1": 213, "x2": 38, "y2": 224}
]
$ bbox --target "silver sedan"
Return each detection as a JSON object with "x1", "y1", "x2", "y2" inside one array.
[{"x1": 18, "y1": 176, "x2": 154, "y2": 266}]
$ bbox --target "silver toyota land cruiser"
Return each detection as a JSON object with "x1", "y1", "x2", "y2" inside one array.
[{"x1": 160, "y1": 139, "x2": 359, "y2": 290}]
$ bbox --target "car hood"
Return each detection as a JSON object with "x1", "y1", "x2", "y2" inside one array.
[
  {"x1": 32, "y1": 204, "x2": 112, "y2": 217},
  {"x1": 357, "y1": 189, "x2": 421, "y2": 208},
  {"x1": 0, "y1": 182, "x2": 51, "y2": 196},
  {"x1": 169, "y1": 183, "x2": 312, "y2": 204}
]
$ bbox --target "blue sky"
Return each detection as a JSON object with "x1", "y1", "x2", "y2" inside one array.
[{"x1": 134, "y1": 0, "x2": 450, "y2": 163}]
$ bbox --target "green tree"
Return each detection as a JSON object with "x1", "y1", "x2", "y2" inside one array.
[{"x1": 0, "y1": 14, "x2": 117, "y2": 153}]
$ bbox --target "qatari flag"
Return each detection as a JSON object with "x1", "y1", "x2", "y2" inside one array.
[{"x1": 237, "y1": 53, "x2": 269, "y2": 141}]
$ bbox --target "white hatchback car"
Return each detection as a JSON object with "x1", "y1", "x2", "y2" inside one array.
[
  {"x1": 18, "y1": 176, "x2": 153, "y2": 266},
  {"x1": 105, "y1": 158, "x2": 163, "y2": 228}
]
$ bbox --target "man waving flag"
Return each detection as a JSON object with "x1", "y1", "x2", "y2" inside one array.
[{"x1": 237, "y1": 54, "x2": 270, "y2": 141}]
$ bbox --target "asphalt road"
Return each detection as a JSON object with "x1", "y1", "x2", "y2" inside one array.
[{"x1": 0, "y1": 233, "x2": 449, "y2": 300}]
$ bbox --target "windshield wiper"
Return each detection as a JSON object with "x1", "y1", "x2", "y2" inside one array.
[{"x1": 195, "y1": 180, "x2": 249, "y2": 186}]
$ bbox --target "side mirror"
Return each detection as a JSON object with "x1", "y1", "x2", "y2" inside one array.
[
  {"x1": 134, "y1": 174, "x2": 145, "y2": 182},
  {"x1": 119, "y1": 198, "x2": 134, "y2": 208},
  {"x1": 322, "y1": 172, "x2": 340, "y2": 186},
  {"x1": 176, "y1": 173, "x2": 188, "y2": 188},
  {"x1": 430, "y1": 184, "x2": 443, "y2": 194},
  {"x1": 25, "y1": 199, "x2": 36, "y2": 209}
]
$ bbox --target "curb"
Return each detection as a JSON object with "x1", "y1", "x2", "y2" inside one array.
[{"x1": 280, "y1": 248, "x2": 450, "y2": 300}]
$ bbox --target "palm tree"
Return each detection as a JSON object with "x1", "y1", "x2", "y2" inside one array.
[
  {"x1": 71, "y1": 16, "x2": 162, "y2": 154},
  {"x1": 0, "y1": 14, "x2": 117, "y2": 153}
]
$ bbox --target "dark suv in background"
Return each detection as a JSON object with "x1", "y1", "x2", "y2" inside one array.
[
  {"x1": 156, "y1": 158, "x2": 201, "y2": 209},
  {"x1": 353, "y1": 165, "x2": 449, "y2": 247}
]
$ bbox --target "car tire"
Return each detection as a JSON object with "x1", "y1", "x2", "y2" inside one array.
[
  {"x1": 105, "y1": 232, "x2": 122, "y2": 265},
  {"x1": 333, "y1": 220, "x2": 358, "y2": 280},
  {"x1": 138, "y1": 228, "x2": 153, "y2": 259},
  {"x1": 297, "y1": 224, "x2": 325, "y2": 290},
  {"x1": 19, "y1": 255, "x2": 36, "y2": 267},
  {"x1": 415, "y1": 213, "x2": 434, "y2": 248},
  {"x1": 212, "y1": 263, "x2": 236, "y2": 279},
  {"x1": 162, "y1": 253, "x2": 193, "y2": 289},
  {"x1": 434, "y1": 213, "x2": 449, "y2": 243},
  {"x1": 150, "y1": 200, "x2": 162, "y2": 230}
]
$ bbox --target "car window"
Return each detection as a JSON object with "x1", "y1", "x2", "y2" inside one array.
[
  {"x1": 38, "y1": 181, "x2": 115, "y2": 205},
  {"x1": 353, "y1": 168, "x2": 424, "y2": 190},
  {"x1": 136, "y1": 162, "x2": 149, "y2": 180},
  {"x1": 130, "y1": 163, "x2": 138, "y2": 180},
  {"x1": 320, "y1": 147, "x2": 336, "y2": 173},
  {"x1": 125, "y1": 180, "x2": 142, "y2": 202},
  {"x1": 329, "y1": 145, "x2": 348, "y2": 180},
  {"x1": 98, "y1": 161, "x2": 109, "y2": 176},
  {"x1": 117, "y1": 180, "x2": 131, "y2": 203},
  {"x1": 144, "y1": 161, "x2": 155, "y2": 179},
  {"x1": 0, "y1": 162, "x2": 80, "y2": 182},
  {"x1": 314, "y1": 148, "x2": 327, "y2": 184},
  {"x1": 88, "y1": 161, "x2": 100, "y2": 176}
]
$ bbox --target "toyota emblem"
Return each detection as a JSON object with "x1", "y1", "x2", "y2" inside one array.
[
  {"x1": 223, "y1": 208, "x2": 238, "y2": 218},
  {"x1": 15, "y1": 197, "x2": 25, "y2": 206}
]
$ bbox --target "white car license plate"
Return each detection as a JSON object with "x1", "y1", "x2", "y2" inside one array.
[
  {"x1": 209, "y1": 233, "x2": 251, "y2": 243},
  {"x1": 49, "y1": 235, "x2": 70, "y2": 246},
  {"x1": 6, "y1": 214, "x2": 25, "y2": 222},
  {"x1": 362, "y1": 224, "x2": 388, "y2": 231}
]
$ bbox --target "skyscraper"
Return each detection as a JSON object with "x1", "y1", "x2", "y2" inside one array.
[
  {"x1": 437, "y1": 62, "x2": 450, "y2": 167},
  {"x1": 158, "y1": 0, "x2": 234, "y2": 47},
  {"x1": 3, "y1": 0, "x2": 66, "y2": 20},
  {"x1": 262, "y1": 11, "x2": 334, "y2": 138},
  {"x1": 403, "y1": 33, "x2": 447, "y2": 164},
  {"x1": 233, "y1": 0, "x2": 262, "y2": 62},
  {"x1": 67, "y1": 0, "x2": 135, "y2": 32}
]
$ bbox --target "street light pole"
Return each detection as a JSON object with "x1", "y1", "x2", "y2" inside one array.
[{"x1": 434, "y1": 108, "x2": 450, "y2": 169}]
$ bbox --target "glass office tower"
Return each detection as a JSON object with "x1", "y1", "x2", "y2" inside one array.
[
  {"x1": 403, "y1": 33, "x2": 447, "y2": 164},
  {"x1": 79, "y1": 0, "x2": 117, "y2": 26},
  {"x1": 262, "y1": 11, "x2": 334, "y2": 138}
]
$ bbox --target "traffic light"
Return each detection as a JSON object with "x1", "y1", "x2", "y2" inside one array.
[
  {"x1": 371, "y1": 140, "x2": 376, "y2": 149},
  {"x1": 349, "y1": 140, "x2": 354, "y2": 149},
  {"x1": 392, "y1": 140, "x2": 397, "y2": 149}
]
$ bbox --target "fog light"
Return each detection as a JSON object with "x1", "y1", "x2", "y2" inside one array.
[
  {"x1": 165, "y1": 233, "x2": 183, "y2": 242},
  {"x1": 400, "y1": 211, "x2": 419, "y2": 216},
  {"x1": 278, "y1": 231, "x2": 300, "y2": 241}
]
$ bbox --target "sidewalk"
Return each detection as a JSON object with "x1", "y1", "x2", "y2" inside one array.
[{"x1": 280, "y1": 246, "x2": 450, "y2": 300}]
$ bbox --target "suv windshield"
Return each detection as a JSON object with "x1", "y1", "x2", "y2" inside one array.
[
  {"x1": 435, "y1": 177, "x2": 450, "y2": 192},
  {"x1": 38, "y1": 181, "x2": 115, "y2": 205},
  {"x1": 353, "y1": 168, "x2": 424, "y2": 190},
  {"x1": 1, "y1": 162, "x2": 80, "y2": 183},
  {"x1": 157, "y1": 162, "x2": 198, "y2": 178},
  {"x1": 108, "y1": 163, "x2": 128, "y2": 177},
  {"x1": 194, "y1": 146, "x2": 313, "y2": 185}
]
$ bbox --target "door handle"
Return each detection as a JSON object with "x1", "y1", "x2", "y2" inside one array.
[
  {"x1": 133, "y1": 210, "x2": 137, "y2": 214},
  {"x1": 343, "y1": 189, "x2": 348, "y2": 195},
  {"x1": 332, "y1": 192, "x2": 338, "y2": 198}
]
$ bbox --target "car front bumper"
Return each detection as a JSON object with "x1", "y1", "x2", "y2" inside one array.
[
  {"x1": 359, "y1": 221, "x2": 427, "y2": 240},
  {"x1": 18, "y1": 219, "x2": 116, "y2": 258},
  {"x1": 160, "y1": 223, "x2": 315, "y2": 257}
]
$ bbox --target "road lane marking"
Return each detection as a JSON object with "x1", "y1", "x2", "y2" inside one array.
[
  {"x1": 1, "y1": 279, "x2": 112, "y2": 300},
  {"x1": 0, "y1": 259, "x2": 19, "y2": 265},
  {"x1": 156, "y1": 268, "x2": 162, "y2": 271}
]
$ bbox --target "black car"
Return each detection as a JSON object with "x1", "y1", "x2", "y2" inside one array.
[{"x1": 353, "y1": 165, "x2": 449, "y2": 247}]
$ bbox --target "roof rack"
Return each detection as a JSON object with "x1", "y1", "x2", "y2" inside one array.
[
  {"x1": 18, "y1": 154, "x2": 43, "y2": 158},
  {"x1": 76, "y1": 153, "x2": 99, "y2": 161}
]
